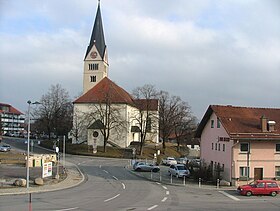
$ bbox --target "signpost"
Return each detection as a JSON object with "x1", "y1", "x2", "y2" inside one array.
[
  {"x1": 42, "y1": 162, "x2": 52, "y2": 178},
  {"x1": 55, "y1": 146, "x2": 59, "y2": 179}
]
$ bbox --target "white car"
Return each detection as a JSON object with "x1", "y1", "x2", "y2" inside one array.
[
  {"x1": 168, "y1": 164, "x2": 190, "y2": 178},
  {"x1": 162, "y1": 157, "x2": 177, "y2": 165}
]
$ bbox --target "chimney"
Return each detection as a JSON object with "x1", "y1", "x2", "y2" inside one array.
[
  {"x1": 268, "y1": 121, "x2": 276, "y2": 132},
  {"x1": 260, "y1": 115, "x2": 268, "y2": 132}
]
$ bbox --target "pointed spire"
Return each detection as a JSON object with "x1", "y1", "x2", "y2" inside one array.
[{"x1": 85, "y1": 1, "x2": 106, "y2": 60}]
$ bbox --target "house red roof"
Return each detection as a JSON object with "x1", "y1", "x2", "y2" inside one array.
[
  {"x1": 134, "y1": 99, "x2": 158, "y2": 111},
  {"x1": 0, "y1": 103, "x2": 23, "y2": 115},
  {"x1": 196, "y1": 105, "x2": 280, "y2": 140},
  {"x1": 74, "y1": 77, "x2": 135, "y2": 105}
]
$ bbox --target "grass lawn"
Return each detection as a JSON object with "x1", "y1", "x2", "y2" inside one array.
[
  {"x1": 0, "y1": 151, "x2": 26, "y2": 165},
  {"x1": 40, "y1": 140, "x2": 188, "y2": 160}
]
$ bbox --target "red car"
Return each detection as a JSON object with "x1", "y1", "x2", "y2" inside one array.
[{"x1": 237, "y1": 180, "x2": 280, "y2": 197}]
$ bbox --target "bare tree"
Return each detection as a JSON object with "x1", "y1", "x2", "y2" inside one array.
[
  {"x1": 132, "y1": 84, "x2": 158, "y2": 155},
  {"x1": 33, "y1": 84, "x2": 73, "y2": 139},
  {"x1": 174, "y1": 113, "x2": 197, "y2": 152},
  {"x1": 84, "y1": 86, "x2": 127, "y2": 152},
  {"x1": 159, "y1": 91, "x2": 194, "y2": 151}
]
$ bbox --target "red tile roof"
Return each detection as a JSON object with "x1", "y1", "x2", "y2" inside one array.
[
  {"x1": 0, "y1": 103, "x2": 23, "y2": 115},
  {"x1": 134, "y1": 99, "x2": 158, "y2": 111},
  {"x1": 74, "y1": 77, "x2": 135, "y2": 105},
  {"x1": 196, "y1": 105, "x2": 280, "y2": 140}
]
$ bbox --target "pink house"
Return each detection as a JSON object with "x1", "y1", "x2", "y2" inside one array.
[{"x1": 196, "y1": 105, "x2": 280, "y2": 186}]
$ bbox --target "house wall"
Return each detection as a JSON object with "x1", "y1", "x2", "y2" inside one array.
[
  {"x1": 72, "y1": 103, "x2": 159, "y2": 148},
  {"x1": 200, "y1": 112, "x2": 233, "y2": 182},
  {"x1": 232, "y1": 140, "x2": 280, "y2": 186}
]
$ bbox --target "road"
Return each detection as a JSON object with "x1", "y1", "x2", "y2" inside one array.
[{"x1": 1, "y1": 138, "x2": 280, "y2": 210}]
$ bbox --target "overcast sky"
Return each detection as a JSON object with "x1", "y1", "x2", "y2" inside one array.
[{"x1": 0, "y1": 0, "x2": 279, "y2": 119}]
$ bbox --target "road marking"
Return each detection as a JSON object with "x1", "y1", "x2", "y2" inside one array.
[
  {"x1": 166, "y1": 191, "x2": 169, "y2": 195},
  {"x1": 77, "y1": 163, "x2": 80, "y2": 165},
  {"x1": 103, "y1": 170, "x2": 109, "y2": 174},
  {"x1": 54, "y1": 207, "x2": 79, "y2": 211},
  {"x1": 156, "y1": 182, "x2": 160, "y2": 185},
  {"x1": 104, "y1": 194, "x2": 120, "y2": 202},
  {"x1": 219, "y1": 191, "x2": 240, "y2": 201},
  {"x1": 112, "y1": 176, "x2": 118, "y2": 180},
  {"x1": 122, "y1": 182, "x2": 126, "y2": 189},
  {"x1": 147, "y1": 205, "x2": 158, "y2": 210},
  {"x1": 161, "y1": 197, "x2": 168, "y2": 202},
  {"x1": 99, "y1": 165, "x2": 102, "y2": 168},
  {"x1": 162, "y1": 186, "x2": 167, "y2": 190}
]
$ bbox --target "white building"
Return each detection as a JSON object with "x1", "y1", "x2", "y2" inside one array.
[
  {"x1": 72, "y1": 2, "x2": 159, "y2": 148},
  {"x1": 0, "y1": 103, "x2": 25, "y2": 137}
]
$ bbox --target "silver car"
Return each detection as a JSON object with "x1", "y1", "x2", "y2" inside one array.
[
  {"x1": 0, "y1": 145, "x2": 11, "y2": 152},
  {"x1": 133, "y1": 161, "x2": 160, "y2": 172},
  {"x1": 168, "y1": 164, "x2": 190, "y2": 178}
]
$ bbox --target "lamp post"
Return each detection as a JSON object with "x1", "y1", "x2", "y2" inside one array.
[{"x1": 26, "y1": 100, "x2": 40, "y2": 211}]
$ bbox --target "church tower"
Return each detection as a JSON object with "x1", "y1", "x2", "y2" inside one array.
[{"x1": 83, "y1": 1, "x2": 108, "y2": 94}]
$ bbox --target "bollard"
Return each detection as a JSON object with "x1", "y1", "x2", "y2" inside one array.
[
  {"x1": 183, "y1": 176, "x2": 186, "y2": 186},
  {"x1": 199, "y1": 178, "x2": 201, "y2": 188},
  {"x1": 217, "y1": 179, "x2": 220, "y2": 189},
  {"x1": 151, "y1": 170, "x2": 153, "y2": 180},
  {"x1": 170, "y1": 174, "x2": 173, "y2": 184},
  {"x1": 159, "y1": 171, "x2": 162, "y2": 182}
]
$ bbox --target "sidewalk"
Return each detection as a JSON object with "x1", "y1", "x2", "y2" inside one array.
[{"x1": 0, "y1": 161, "x2": 84, "y2": 196}]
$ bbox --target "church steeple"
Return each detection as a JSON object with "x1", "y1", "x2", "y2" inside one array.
[
  {"x1": 84, "y1": 1, "x2": 106, "y2": 60},
  {"x1": 83, "y1": 1, "x2": 109, "y2": 94}
]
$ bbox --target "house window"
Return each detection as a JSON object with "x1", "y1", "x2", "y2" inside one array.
[
  {"x1": 211, "y1": 120, "x2": 214, "y2": 128},
  {"x1": 217, "y1": 118, "x2": 221, "y2": 128},
  {"x1": 223, "y1": 144, "x2": 225, "y2": 152},
  {"x1": 240, "y1": 143, "x2": 249, "y2": 152},
  {"x1": 240, "y1": 167, "x2": 249, "y2": 177},
  {"x1": 275, "y1": 166, "x2": 280, "y2": 177},
  {"x1": 215, "y1": 143, "x2": 217, "y2": 150},
  {"x1": 88, "y1": 63, "x2": 99, "y2": 70},
  {"x1": 212, "y1": 143, "x2": 214, "y2": 150},
  {"x1": 276, "y1": 144, "x2": 280, "y2": 152},
  {"x1": 218, "y1": 143, "x2": 220, "y2": 151},
  {"x1": 90, "y1": 76, "x2": 96, "y2": 82},
  {"x1": 146, "y1": 117, "x2": 151, "y2": 132}
]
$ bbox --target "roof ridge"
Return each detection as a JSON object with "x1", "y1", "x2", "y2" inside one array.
[{"x1": 212, "y1": 104, "x2": 280, "y2": 110}]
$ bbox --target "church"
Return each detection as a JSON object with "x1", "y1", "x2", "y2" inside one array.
[{"x1": 72, "y1": 2, "x2": 159, "y2": 149}]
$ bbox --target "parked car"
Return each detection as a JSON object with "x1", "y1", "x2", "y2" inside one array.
[
  {"x1": 162, "y1": 157, "x2": 177, "y2": 166},
  {"x1": 189, "y1": 158, "x2": 200, "y2": 167},
  {"x1": 237, "y1": 180, "x2": 280, "y2": 197},
  {"x1": 0, "y1": 145, "x2": 11, "y2": 152},
  {"x1": 176, "y1": 157, "x2": 188, "y2": 164},
  {"x1": 133, "y1": 161, "x2": 160, "y2": 172},
  {"x1": 168, "y1": 164, "x2": 190, "y2": 178}
]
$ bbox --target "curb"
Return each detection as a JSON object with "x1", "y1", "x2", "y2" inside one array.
[
  {"x1": 127, "y1": 168, "x2": 236, "y2": 191},
  {"x1": 0, "y1": 161, "x2": 85, "y2": 196}
]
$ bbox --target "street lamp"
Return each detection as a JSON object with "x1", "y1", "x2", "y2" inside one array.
[
  {"x1": 26, "y1": 100, "x2": 40, "y2": 189},
  {"x1": 26, "y1": 100, "x2": 40, "y2": 211}
]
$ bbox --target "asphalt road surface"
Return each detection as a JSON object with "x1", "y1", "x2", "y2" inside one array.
[{"x1": 1, "y1": 138, "x2": 280, "y2": 210}]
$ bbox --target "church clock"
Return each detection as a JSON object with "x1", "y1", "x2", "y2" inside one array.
[{"x1": 90, "y1": 51, "x2": 98, "y2": 59}]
